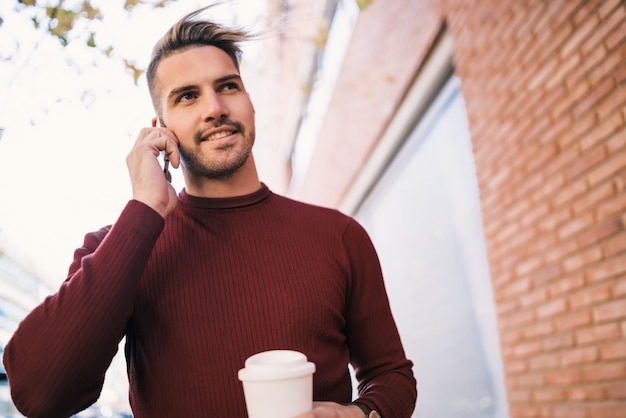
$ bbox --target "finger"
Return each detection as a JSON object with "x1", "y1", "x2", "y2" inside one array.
[{"x1": 159, "y1": 129, "x2": 181, "y2": 168}]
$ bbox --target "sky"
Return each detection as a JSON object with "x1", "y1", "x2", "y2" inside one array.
[{"x1": 0, "y1": 0, "x2": 266, "y2": 287}]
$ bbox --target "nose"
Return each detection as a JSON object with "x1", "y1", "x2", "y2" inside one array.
[{"x1": 201, "y1": 90, "x2": 229, "y2": 122}]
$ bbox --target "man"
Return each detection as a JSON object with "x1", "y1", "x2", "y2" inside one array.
[{"x1": 3, "y1": 7, "x2": 416, "y2": 418}]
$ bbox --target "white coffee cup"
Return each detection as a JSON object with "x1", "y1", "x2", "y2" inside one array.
[{"x1": 238, "y1": 350, "x2": 316, "y2": 418}]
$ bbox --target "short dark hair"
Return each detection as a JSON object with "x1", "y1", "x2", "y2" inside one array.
[{"x1": 146, "y1": 6, "x2": 250, "y2": 111}]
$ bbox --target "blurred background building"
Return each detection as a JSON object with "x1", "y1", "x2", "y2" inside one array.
[
  {"x1": 251, "y1": 0, "x2": 626, "y2": 417},
  {"x1": 0, "y1": 0, "x2": 624, "y2": 417}
]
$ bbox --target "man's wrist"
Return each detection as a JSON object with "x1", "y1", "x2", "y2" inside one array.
[{"x1": 348, "y1": 401, "x2": 381, "y2": 418}]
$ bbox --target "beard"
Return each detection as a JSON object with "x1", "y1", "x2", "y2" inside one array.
[{"x1": 179, "y1": 119, "x2": 255, "y2": 180}]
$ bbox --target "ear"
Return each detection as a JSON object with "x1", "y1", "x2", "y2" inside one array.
[{"x1": 151, "y1": 116, "x2": 158, "y2": 127}]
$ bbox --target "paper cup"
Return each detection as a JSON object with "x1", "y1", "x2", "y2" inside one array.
[{"x1": 238, "y1": 350, "x2": 316, "y2": 418}]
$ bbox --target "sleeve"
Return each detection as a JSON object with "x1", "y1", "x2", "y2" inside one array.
[
  {"x1": 343, "y1": 218, "x2": 417, "y2": 418},
  {"x1": 2, "y1": 200, "x2": 164, "y2": 418}
]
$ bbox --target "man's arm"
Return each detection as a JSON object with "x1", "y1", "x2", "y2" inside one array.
[
  {"x1": 343, "y1": 218, "x2": 418, "y2": 418},
  {"x1": 2, "y1": 200, "x2": 164, "y2": 418}
]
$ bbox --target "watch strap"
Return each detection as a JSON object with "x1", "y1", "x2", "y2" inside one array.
[{"x1": 349, "y1": 401, "x2": 381, "y2": 418}]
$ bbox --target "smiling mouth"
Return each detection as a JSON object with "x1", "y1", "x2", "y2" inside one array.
[{"x1": 203, "y1": 130, "x2": 236, "y2": 141}]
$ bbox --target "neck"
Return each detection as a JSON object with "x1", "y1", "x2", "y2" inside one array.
[{"x1": 183, "y1": 156, "x2": 261, "y2": 198}]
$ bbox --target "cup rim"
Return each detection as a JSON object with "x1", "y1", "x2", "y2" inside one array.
[{"x1": 238, "y1": 350, "x2": 316, "y2": 382}]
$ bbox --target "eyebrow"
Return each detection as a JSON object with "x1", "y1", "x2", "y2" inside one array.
[{"x1": 166, "y1": 74, "x2": 243, "y2": 102}]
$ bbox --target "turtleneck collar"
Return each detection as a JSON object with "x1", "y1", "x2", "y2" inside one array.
[{"x1": 178, "y1": 183, "x2": 271, "y2": 210}]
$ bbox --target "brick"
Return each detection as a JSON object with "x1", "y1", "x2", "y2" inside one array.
[
  {"x1": 606, "y1": 126, "x2": 626, "y2": 153},
  {"x1": 556, "y1": 309, "x2": 592, "y2": 332},
  {"x1": 549, "y1": 275, "x2": 585, "y2": 297},
  {"x1": 572, "y1": 181, "x2": 616, "y2": 216},
  {"x1": 587, "y1": 145, "x2": 626, "y2": 187},
  {"x1": 576, "y1": 322, "x2": 621, "y2": 345},
  {"x1": 552, "y1": 405, "x2": 588, "y2": 418},
  {"x1": 537, "y1": 297, "x2": 568, "y2": 318},
  {"x1": 516, "y1": 371, "x2": 546, "y2": 388},
  {"x1": 570, "y1": 284, "x2": 611, "y2": 309},
  {"x1": 588, "y1": 44, "x2": 625, "y2": 85},
  {"x1": 583, "y1": 362, "x2": 626, "y2": 382},
  {"x1": 601, "y1": 340, "x2": 626, "y2": 360},
  {"x1": 596, "y1": 192, "x2": 626, "y2": 221},
  {"x1": 563, "y1": 111, "x2": 598, "y2": 148},
  {"x1": 538, "y1": 205, "x2": 572, "y2": 233},
  {"x1": 502, "y1": 308, "x2": 535, "y2": 328},
  {"x1": 581, "y1": 110, "x2": 624, "y2": 152},
  {"x1": 605, "y1": 380, "x2": 626, "y2": 399},
  {"x1": 545, "y1": 368, "x2": 583, "y2": 385},
  {"x1": 560, "y1": 346, "x2": 599, "y2": 366},
  {"x1": 507, "y1": 359, "x2": 528, "y2": 375},
  {"x1": 544, "y1": 239, "x2": 579, "y2": 264},
  {"x1": 599, "y1": 0, "x2": 622, "y2": 19},
  {"x1": 602, "y1": 231, "x2": 626, "y2": 258},
  {"x1": 566, "y1": 42, "x2": 605, "y2": 89},
  {"x1": 513, "y1": 340, "x2": 543, "y2": 358},
  {"x1": 562, "y1": 9, "x2": 600, "y2": 57},
  {"x1": 606, "y1": 18, "x2": 626, "y2": 50},
  {"x1": 519, "y1": 289, "x2": 548, "y2": 308},
  {"x1": 595, "y1": 83, "x2": 626, "y2": 120},
  {"x1": 612, "y1": 276, "x2": 626, "y2": 297},
  {"x1": 529, "y1": 352, "x2": 560, "y2": 371},
  {"x1": 554, "y1": 178, "x2": 589, "y2": 210},
  {"x1": 508, "y1": 388, "x2": 532, "y2": 403},
  {"x1": 563, "y1": 246, "x2": 603, "y2": 273},
  {"x1": 543, "y1": 332, "x2": 575, "y2": 351},
  {"x1": 615, "y1": 60, "x2": 626, "y2": 84},
  {"x1": 523, "y1": 320, "x2": 554, "y2": 339},
  {"x1": 586, "y1": 255, "x2": 626, "y2": 283},
  {"x1": 593, "y1": 298, "x2": 626, "y2": 322},
  {"x1": 546, "y1": 53, "x2": 581, "y2": 89},
  {"x1": 582, "y1": 1, "x2": 622, "y2": 53},
  {"x1": 503, "y1": 277, "x2": 532, "y2": 298},
  {"x1": 533, "y1": 263, "x2": 564, "y2": 287},
  {"x1": 566, "y1": 384, "x2": 605, "y2": 401},
  {"x1": 516, "y1": 256, "x2": 543, "y2": 276},
  {"x1": 533, "y1": 387, "x2": 564, "y2": 402},
  {"x1": 589, "y1": 404, "x2": 626, "y2": 418},
  {"x1": 578, "y1": 219, "x2": 623, "y2": 248},
  {"x1": 557, "y1": 212, "x2": 594, "y2": 241},
  {"x1": 567, "y1": 144, "x2": 607, "y2": 181}
]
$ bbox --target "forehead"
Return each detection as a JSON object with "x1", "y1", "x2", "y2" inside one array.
[{"x1": 155, "y1": 45, "x2": 239, "y2": 92}]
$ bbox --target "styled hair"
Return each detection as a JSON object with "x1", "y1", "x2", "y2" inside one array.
[{"x1": 146, "y1": 6, "x2": 251, "y2": 110}]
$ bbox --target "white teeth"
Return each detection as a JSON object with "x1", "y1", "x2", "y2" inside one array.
[{"x1": 205, "y1": 131, "x2": 233, "y2": 141}]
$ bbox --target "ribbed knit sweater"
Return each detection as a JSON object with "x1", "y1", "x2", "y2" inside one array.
[{"x1": 4, "y1": 184, "x2": 416, "y2": 417}]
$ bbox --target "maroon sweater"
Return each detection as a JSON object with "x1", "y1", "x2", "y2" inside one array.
[{"x1": 4, "y1": 185, "x2": 416, "y2": 417}]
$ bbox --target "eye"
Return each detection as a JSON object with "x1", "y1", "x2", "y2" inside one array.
[
  {"x1": 176, "y1": 91, "x2": 197, "y2": 103},
  {"x1": 218, "y1": 82, "x2": 239, "y2": 93}
]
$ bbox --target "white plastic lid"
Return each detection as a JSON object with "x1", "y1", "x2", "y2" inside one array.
[{"x1": 238, "y1": 350, "x2": 316, "y2": 382}]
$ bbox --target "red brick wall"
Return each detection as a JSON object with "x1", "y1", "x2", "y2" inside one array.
[
  {"x1": 261, "y1": 0, "x2": 626, "y2": 416},
  {"x1": 444, "y1": 1, "x2": 626, "y2": 416}
]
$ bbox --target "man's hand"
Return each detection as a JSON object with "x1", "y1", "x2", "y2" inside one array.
[
  {"x1": 126, "y1": 119, "x2": 180, "y2": 218},
  {"x1": 294, "y1": 402, "x2": 366, "y2": 418}
]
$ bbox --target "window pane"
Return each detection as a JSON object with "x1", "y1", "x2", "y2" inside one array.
[{"x1": 356, "y1": 76, "x2": 509, "y2": 418}]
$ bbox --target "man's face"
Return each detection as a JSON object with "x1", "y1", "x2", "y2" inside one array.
[{"x1": 155, "y1": 45, "x2": 256, "y2": 180}]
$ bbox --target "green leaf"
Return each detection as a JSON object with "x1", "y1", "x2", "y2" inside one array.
[
  {"x1": 124, "y1": 59, "x2": 145, "y2": 85},
  {"x1": 124, "y1": 0, "x2": 142, "y2": 11},
  {"x1": 355, "y1": 0, "x2": 374, "y2": 11},
  {"x1": 87, "y1": 32, "x2": 96, "y2": 47},
  {"x1": 81, "y1": 1, "x2": 102, "y2": 20}
]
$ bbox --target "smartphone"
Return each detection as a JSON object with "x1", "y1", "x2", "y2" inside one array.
[{"x1": 157, "y1": 117, "x2": 172, "y2": 183}]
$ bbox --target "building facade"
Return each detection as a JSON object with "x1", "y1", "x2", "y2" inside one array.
[{"x1": 251, "y1": 0, "x2": 626, "y2": 417}]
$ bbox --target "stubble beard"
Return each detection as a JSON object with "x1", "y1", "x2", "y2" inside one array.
[{"x1": 179, "y1": 120, "x2": 255, "y2": 180}]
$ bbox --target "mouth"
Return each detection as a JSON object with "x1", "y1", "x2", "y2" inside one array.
[{"x1": 202, "y1": 129, "x2": 237, "y2": 142}]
